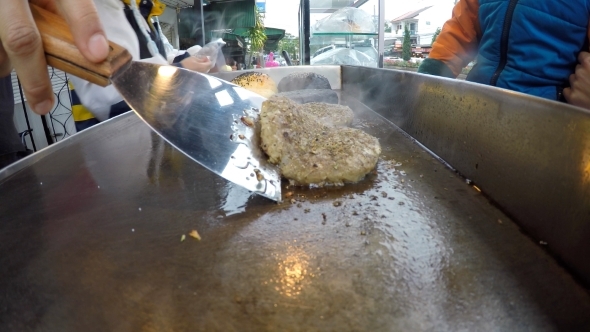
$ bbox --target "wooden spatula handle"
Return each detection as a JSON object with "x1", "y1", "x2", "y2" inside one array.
[{"x1": 30, "y1": 4, "x2": 132, "y2": 87}]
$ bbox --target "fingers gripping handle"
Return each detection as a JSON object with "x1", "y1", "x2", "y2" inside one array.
[{"x1": 30, "y1": 4, "x2": 132, "y2": 87}]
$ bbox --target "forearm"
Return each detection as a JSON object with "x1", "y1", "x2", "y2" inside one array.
[
  {"x1": 425, "y1": 0, "x2": 481, "y2": 77},
  {"x1": 418, "y1": 58, "x2": 455, "y2": 78}
]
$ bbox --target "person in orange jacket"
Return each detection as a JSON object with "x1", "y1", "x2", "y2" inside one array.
[{"x1": 417, "y1": 0, "x2": 590, "y2": 110}]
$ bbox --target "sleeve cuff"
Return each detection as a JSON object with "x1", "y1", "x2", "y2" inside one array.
[
  {"x1": 417, "y1": 58, "x2": 456, "y2": 78},
  {"x1": 173, "y1": 52, "x2": 191, "y2": 63}
]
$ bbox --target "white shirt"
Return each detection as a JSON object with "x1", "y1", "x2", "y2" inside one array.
[{"x1": 68, "y1": 0, "x2": 168, "y2": 121}]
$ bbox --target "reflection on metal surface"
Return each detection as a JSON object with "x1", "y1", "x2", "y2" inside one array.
[
  {"x1": 580, "y1": 124, "x2": 590, "y2": 187},
  {"x1": 205, "y1": 74, "x2": 223, "y2": 89},
  {"x1": 2, "y1": 67, "x2": 590, "y2": 330},
  {"x1": 220, "y1": 106, "x2": 281, "y2": 200},
  {"x1": 146, "y1": 131, "x2": 185, "y2": 187},
  {"x1": 341, "y1": 65, "x2": 590, "y2": 285},
  {"x1": 583, "y1": 161, "x2": 590, "y2": 185},
  {"x1": 215, "y1": 90, "x2": 234, "y2": 107},
  {"x1": 369, "y1": 160, "x2": 452, "y2": 291},
  {"x1": 213, "y1": 65, "x2": 343, "y2": 90},
  {"x1": 276, "y1": 245, "x2": 311, "y2": 298},
  {"x1": 111, "y1": 62, "x2": 281, "y2": 201},
  {"x1": 221, "y1": 182, "x2": 253, "y2": 216},
  {"x1": 233, "y1": 86, "x2": 254, "y2": 100},
  {"x1": 157, "y1": 65, "x2": 178, "y2": 78}
]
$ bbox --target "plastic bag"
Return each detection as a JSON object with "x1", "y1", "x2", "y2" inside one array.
[
  {"x1": 311, "y1": 7, "x2": 376, "y2": 34},
  {"x1": 311, "y1": 48, "x2": 377, "y2": 67},
  {"x1": 192, "y1": 38, "x2": 226, "y2": 70}
]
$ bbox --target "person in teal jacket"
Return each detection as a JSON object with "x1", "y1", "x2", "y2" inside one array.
[{"x1": 418, "y1": 0, "x2": 590, "y2": 110}]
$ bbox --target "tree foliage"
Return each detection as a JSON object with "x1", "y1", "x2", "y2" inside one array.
[
  {"x1": 384, "y1": 23, "x2": 392, "y2": 33},
  {"x1": 431, "y1": 27, "x2": 442, "y2": 45},
  {"x1": 402, "y1": 24, "x2": 412, "y2": 61},
  {"x1": 278, "y1": 33, "x2": 299, "y2": 60},
  {"x1": 247, "y1": 6, "x2": 267, "y2": 66},
  {"x1": 248, "y1": 6, "x2": 266, "y2": 51}
]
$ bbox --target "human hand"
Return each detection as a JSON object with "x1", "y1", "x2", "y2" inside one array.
[
  {"x1": 0, "y1": 0, "x2": 108, "y2": 114},
  {"x1": 564, "y1": 52, "x2": 590, "y2": 110},
  {"x1": 180, "y1": 56, "x2": 212, "y2": 73}
]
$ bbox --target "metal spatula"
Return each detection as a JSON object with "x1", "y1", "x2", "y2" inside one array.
[{"x1": 31, "y1": 4, "x2": 281, "y2": 202}]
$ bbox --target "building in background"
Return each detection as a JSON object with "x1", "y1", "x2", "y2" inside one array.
[
  {"x1": 176, "y1": 0, "x2": 284, "y2": 62},
  {"x1": 386, "y1": 2, "x2": 454, "y2": 58}
]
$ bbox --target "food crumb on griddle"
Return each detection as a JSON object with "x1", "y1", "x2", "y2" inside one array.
[
  {"x1": 189, "y1": 230, "x2": 201, "y2": 241},
  {"x1": 181, "y1": 234, "x2": 186, "y2": 242},
  {"x1": 241, "y1": 116, "x2": 255, "y2": 127}
]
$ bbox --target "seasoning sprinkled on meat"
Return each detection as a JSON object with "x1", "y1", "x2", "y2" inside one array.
[
  {"x1": 231, "y1": 72, "x2": 278, "y2": 98},
  {"x1": 299, "y1": 102, "x2": 354, "y2": 127},
  {"x1": 260, "y1": 96, "x2": 381, "y2": 186}
]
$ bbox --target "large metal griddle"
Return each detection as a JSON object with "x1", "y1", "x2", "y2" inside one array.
[{"x1": 1, "y1": 66, "x2": 589, "y2": 331}]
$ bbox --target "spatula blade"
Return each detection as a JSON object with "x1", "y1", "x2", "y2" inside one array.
[{"x1": 112, "y1": 62, "x2": 281, "y2": 202}]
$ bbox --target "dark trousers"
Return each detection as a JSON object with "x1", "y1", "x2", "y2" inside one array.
[{"x1": 0, "y1": 75, "x2": 27, "y2": 169}]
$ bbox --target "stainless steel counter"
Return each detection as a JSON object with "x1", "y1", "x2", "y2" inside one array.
[{"x1": 1, "y1": 66, "x2": 589, "y2": 331}]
